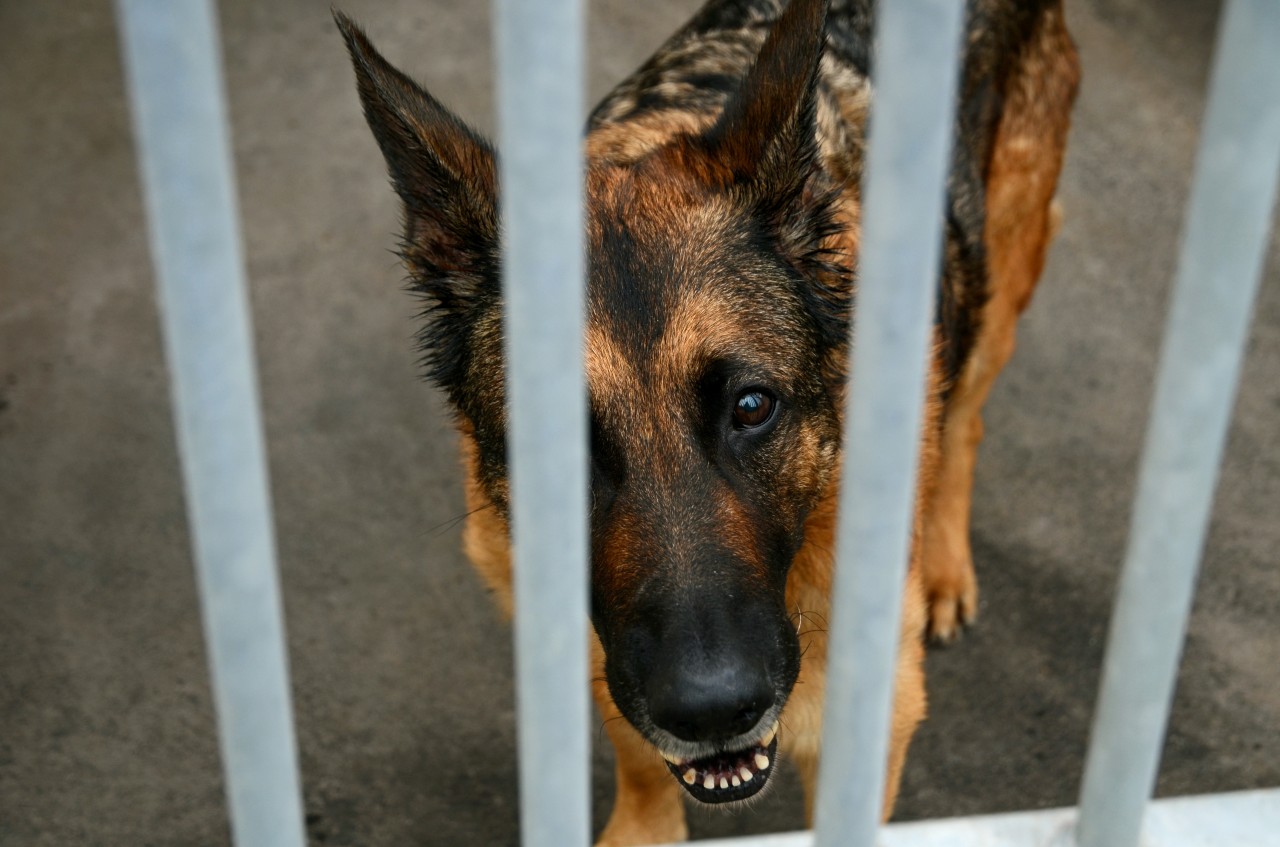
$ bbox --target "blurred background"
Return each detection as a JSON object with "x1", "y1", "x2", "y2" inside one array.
[{"x1": 1, "y1": 0, "x2": 1277, "y2": 844}]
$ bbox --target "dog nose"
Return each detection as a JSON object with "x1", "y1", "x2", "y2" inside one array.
[{"x1": 647, "y1": 658, "x2": 774, "y2": 743}]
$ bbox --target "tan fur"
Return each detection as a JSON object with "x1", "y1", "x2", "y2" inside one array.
[
  {"x1": 587, "y1": 111, "x2": 717, "y2": 164},
  {"x1": 460, "y1": 432, "x2": 514, "y2": 617}
]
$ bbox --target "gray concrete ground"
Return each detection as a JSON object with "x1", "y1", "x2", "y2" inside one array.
[{"x1": 2, "y1": 0, "x2": 1277, "y2": 844}]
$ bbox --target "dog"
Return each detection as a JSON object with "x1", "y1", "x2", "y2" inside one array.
[{"x1": 338, "y1": 0, "x2": 1077, "y2": 843}]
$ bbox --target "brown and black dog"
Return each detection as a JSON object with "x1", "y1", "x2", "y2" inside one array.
[{"x1": 338, "y1": 0, "x2": 1077, "y2": 843}]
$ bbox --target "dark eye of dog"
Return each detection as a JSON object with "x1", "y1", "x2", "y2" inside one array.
[{"x1": 732, "y1": 390, "x2": 775, "y2": 429}]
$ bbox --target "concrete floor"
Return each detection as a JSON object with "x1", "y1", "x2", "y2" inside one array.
[{"x1": 2, "y1": 0, "x2": 1277, "y2": 844}]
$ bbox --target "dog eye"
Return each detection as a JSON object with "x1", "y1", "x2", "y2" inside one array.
[{"x1": 732, "y1": 390, "x2": 775, "y2": 429}]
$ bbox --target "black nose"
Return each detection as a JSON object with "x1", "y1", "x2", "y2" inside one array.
[{"x1": 647, "y1": 656, "x2": 774, "y2": 743}]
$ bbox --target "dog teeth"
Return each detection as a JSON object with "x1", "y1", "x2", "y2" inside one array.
[
  {"x1": 660, "y1": 750, "x2": 682, "y2": 765},
  {"x1": 761, "y1": 721, "x2": 779, "y2": 747},
  {"x1": 679, "y1": 743, "x2": 777, "y2": 792}
]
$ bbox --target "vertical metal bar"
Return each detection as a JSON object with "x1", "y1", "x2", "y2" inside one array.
[
  {"x1": 493, "y1": 1, "x2": 590, "y2": 846},
  {"x1": 1076, "y1": 1, "x2": 1280, "y2": 845},
  {"x1": 114, "y1": 2, "x2": 305, "y2": 846},
  {"x1": 813, "y1": 2, "x2": 967, "y2": 846}
]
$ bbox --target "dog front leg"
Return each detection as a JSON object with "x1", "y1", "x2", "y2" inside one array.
[
  {"x1": 592, "y1": 639, "x2": 688, "y2": 847},
  {"x1": 788, "y1": 568, "x2": 929, "y2": 825}
]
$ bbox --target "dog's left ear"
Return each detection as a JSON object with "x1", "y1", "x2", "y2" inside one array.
[
  {"x1": 705, "y1": 0, "x2": 825, "y2": 177},
  {"x1": 700, "y1": 0, "x2": 835, "y2": 264}
]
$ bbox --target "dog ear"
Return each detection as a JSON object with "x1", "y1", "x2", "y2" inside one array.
[
  {"x1": 703, "y1": 0, "x2": 826, "y2": 192},
  {"x1": 700, "y1": 0, "x2": 839, "y2": 271},
  {"x1": 336, "y1": 11, "x2": 499, "y2": 392}
]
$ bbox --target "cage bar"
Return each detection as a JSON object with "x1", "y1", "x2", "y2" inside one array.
[
  {"x1": 113, "y1": 2, "x2": 306, "y2": 845},
  {"x1": 493, "y1": 1, "x2": 592, "y2": 846},
  {"x1": 812, "y1": 2, "x2": 968, "y2": 846}
]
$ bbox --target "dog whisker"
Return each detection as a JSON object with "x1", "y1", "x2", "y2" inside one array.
[{"x1": 421, "y1": 503, "x2": 492, "y2": 538}]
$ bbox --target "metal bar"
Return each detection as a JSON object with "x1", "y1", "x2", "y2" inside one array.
[
  {"x1": 651, "y1": 789, "x2": 1280, "y2": 847},
  {"x1": 812, "y1": 2, "x2": 967, "y2": 846},
  {"x1": 493, "y1": 1, "x2": 590, "y2": 846},
  {"x1": 1075, "y1": 1, "x2": 1280, "y2": 844},
  {"x1": 113, "y1": 2, "x2": 305, "y2": 846}
]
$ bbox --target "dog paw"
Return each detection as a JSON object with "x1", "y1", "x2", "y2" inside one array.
[{"x1": 926, "y1": 577, "x2": 978, "y2": 645}]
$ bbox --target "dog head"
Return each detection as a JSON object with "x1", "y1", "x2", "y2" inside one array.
[{"x1": 339, "y1": 0, "x2": 849, "y2": 804}]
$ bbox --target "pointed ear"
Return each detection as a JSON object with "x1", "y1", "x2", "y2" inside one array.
[
  {"x1": 698, "y1": 0, "x2": 842, "y2": 283},
  {"x1": 336, "y1": 11, "x2": 499, "y2": 393},
  {"x1": 702, "y1": 0, "x2": 827, "y2": 192}
]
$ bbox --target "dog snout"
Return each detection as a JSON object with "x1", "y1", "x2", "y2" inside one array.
[{"x1": 646, "y1": 652, "x2": 775, "y2": 743}]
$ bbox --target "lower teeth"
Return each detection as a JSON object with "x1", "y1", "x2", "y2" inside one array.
[
  {"x1": 679, "y1": 748, "x2": 771, "y2": 790},
  {"x1": 670, "y1": 725, "x2": 778, "y2": 792}
]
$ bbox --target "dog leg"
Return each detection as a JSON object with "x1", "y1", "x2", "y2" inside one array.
[
  {"x1": 921, "y1": 1, "x2": 1078, "y2": 643},
  {"x1": 788, "y1": 615, "x2": 927, "y2": 823},
  {"x1": 883, "y1": 616, "x2": 927, "y2": 818},
  {"x1": 920, "y1": 374, "x2": 987, "y2": 643},
  {"x1": 786, "y1": 560, "x2": 929, "y2": 823},
  {"x1": 592, "y1": 639, "x2": 688, "y2": 847}
]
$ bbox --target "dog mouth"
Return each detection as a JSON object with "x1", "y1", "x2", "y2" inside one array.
[{"x1": 658, "y1": 722, "x2": 779, "y2": 804}]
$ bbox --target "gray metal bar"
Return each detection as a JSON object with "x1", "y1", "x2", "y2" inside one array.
[
  {"x1": 813, "y1": 2, "x2": 967, "y2": 846},
  {"x1": 1076, "y1": 1, "x2": 1280, "y2": 844},
  {"x1": 493, "y1": 1, "x2": 590, "y2": 846},
  {"x1": 114, "y1": 2, "x2": 305, "y2": 846},
  {"x1": 653, "y1": 788, "x2": 1280, "y2": 847}
]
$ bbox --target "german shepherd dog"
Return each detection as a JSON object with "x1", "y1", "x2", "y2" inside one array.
[{"x1": 338, "y1": 0, "x2": 1077, "y2": 842}]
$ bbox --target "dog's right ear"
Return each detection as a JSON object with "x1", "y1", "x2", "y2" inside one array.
[{"x1": 336, "y1": 12, "x2": 499, "y2": 390}]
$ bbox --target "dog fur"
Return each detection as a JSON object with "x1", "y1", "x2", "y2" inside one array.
[{"x1": 339, "y1": 1, "x2": 1078, "y2": 843}]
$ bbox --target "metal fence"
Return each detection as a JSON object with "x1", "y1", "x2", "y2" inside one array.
[{"x1": 113, "y1": 0, "x2": 1280, "y2": 845}]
